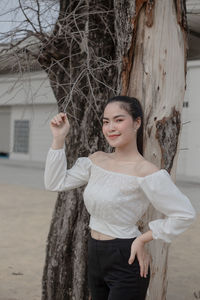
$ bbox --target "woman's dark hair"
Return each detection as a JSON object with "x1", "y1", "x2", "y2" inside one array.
[{"x1": 104, "y1": 95, "x2": 144, "y2": 156}]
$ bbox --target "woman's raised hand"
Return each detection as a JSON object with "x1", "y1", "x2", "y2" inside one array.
[{"x1": 50, "y1": 112, "x2": 70, "y2": 139}]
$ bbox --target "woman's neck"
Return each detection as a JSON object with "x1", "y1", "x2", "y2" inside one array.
[{"x1": 112, "y1": 146, "x2": 143, "y2": 163}]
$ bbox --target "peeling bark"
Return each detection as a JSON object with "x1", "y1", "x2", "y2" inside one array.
[
  {"x1": 115, "y1": 0, "x2": 187, "y2": 299},
  {"x1": 174, "y1": 0, "x2": 188, "y2": 81},
  {"x1": 156, "y1": 107, "x2": 181, "y2": 172},
  {"x1": 174, "y1": 0, "x2": 187, "y2": 30},
  {"x1": 119, "y1": 0, "x2": 156, "y2": 95},
  {"x1": 145, "y1": 0, "x2": 155, "y2": 27},
  {"x1": 119, "y1": 0, "x2": 147, "y2": 95}
]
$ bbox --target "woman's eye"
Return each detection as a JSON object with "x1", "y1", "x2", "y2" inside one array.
[{"x1": 102, "y1": 119, "x2": 123, "y2": 124}]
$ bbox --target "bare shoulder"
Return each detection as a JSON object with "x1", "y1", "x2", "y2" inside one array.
[
  {"x1": 137, "y1": 159, "x2": 160, "y2": 177},
  {"x1": 88, "y1": 151, "x2": 105, "y2": 162}
]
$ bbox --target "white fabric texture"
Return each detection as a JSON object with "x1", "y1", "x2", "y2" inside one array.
[{"x1": 44, "y1": 146, "x2": 196, "y2": 243}]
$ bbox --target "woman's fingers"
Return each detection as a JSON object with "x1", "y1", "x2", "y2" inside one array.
[
  {"x1": 49, "y1": 112, "x2": 70, "y2": 139},
  {"x1": 51, "y1": 113, "x2": 67, "y2": 126},
  {"x1": 134, "y1": 251, "x2": 150, "y2": 278},
  {"x1": 51, "y1": 117, "x2": 60, "y2": 126},
  {"x1": 55, "y1": 114, "x2": 64, "y2": 124},
  {"x1": 129, "y1": 252, "x2": 148, "y2": 277},
  {"x1": 55, "y1": 116, "x2": 62, "y2": 125},
  {"x1": 50, "y1": 118, "x2": 57, "y2": 126},
  {"x1": 143, "y1": 260, "x2": 149, "y2": 278},
  {"x1": 140, "y1": 260, "x2": 145, "y2": 277},
  {"x1": 128, "y1": 250, "x2": 136, "y2": 264},
  {"x1": 141, "y1": 255, "x2": 150, "y2": 278},
  {"x1": 130, "y1": 239, "x2": 151, "y2": 278},
  {"x1": 58, "y1": 112, "x2": 66, "y2": 122}
]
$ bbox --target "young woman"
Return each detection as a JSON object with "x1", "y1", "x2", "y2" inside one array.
[{"x1": 44, "y1": 95, "x2": 196, "y2": 300}]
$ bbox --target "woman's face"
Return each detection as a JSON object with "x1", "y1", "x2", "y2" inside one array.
[{"x1": 102, "y1": 102, "x2": 139, "y2": 148}]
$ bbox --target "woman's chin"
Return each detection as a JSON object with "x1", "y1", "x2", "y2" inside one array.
[{"x1": 107, "y1": 140, "x2": 122, "y2": 147}]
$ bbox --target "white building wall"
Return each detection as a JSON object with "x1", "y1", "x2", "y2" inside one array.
[
  {"x1": 0, "y1": 70, "x2": 57, "y2": 163},
  {"x1": 31, "y1": 104, "x2": 58, "y2": 162},
  {"x1": 177, "y1": 61, "x2": 200, "y2": 182},
  {"x1": 10, "y1": 104, "x2": 57, "y2": 162},
  {"x1": 0, "y1": 106, "x2": 11, "y2": 153},
  {"x1": 0, "y1": 71, "x2": 56, "y2": 106}
]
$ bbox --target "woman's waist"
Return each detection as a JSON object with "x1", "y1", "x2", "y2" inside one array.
[
  {"x1": 89, "y1": 216, "x2": 142, "y2": 239},
  {"x1": 88, "y1": 230, "x2": 138, "y2": 247},
  {"x1": 90, "y1": 229, "x2": 118, "y2": 240}
]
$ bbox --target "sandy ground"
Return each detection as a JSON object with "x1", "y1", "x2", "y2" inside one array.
[
  {"x1": 0, "y1": 184, "x2": 55, "y2": 300},
  {"x1": 0, "y1": 159, "x2": 199, "y2": 300}
]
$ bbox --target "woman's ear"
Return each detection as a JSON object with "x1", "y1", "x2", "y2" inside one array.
[{"x1": 135, "y1": 117, "x2": 141, "y2": 130}]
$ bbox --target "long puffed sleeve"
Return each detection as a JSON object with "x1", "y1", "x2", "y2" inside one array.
[
  {"x1": 137, "y1": 169, "x2": 197, "y2": 243},
  {"x1": 44, "y1": 146, "x2": 91, "y2": 192}
]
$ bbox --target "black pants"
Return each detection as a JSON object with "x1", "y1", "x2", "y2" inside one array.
[{"x1": 87, "y1": 233, "x2": 150, "y2": 300}]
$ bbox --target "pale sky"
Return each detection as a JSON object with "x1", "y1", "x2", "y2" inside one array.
[{"x1": 0, "y1": 0, "x2": 59, "y2": 41}]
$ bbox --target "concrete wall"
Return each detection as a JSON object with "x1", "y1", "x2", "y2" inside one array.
[
  {"x1": 0, "y1": 70, "x2": 57, "y2": 163},
  {"x1": 176, "y1": 60, "x2": 200, "y2": 182},
  {"x1": 10, "y1": 104, "x2": 57, "y2": 162},
  {"x1": 0, "y1": 71, "x2": 56, "y2": 106},
  {"x1": 0, "y1": 106, "x2": 11, "y2": 153}
]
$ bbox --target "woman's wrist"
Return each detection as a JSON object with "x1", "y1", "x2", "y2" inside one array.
[
  {"x1": 51, "y1": 137, "x2": 66, "y2": 149},
  {"x1": 137, "y1": 230, "x2": 153, "y2": 244}
]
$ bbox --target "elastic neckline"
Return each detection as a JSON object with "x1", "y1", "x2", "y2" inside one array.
[{"x1": 86, "y1": 157, "x2": 167, "y2": 179}]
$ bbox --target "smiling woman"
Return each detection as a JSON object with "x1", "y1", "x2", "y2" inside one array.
[
  {"x1": 102, "y1": 96, "x2": 144, "y2": 159},
  {"x1": 44, "y1": 95, "x2": 196, "y2": 300}
]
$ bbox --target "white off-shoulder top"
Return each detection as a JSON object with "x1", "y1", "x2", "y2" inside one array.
[{"x1": 44, "y1": 146, "x2": 196, "y2": 243}]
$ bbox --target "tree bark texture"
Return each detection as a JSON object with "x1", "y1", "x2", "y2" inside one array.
[
  {"x1": 39, "y1": 0, "x2": 187, "y2": 299},
  {"x1": 41, "y1": 1, "x2": 117, "y2": 299},
  {"x1": 119, "y1": 1, "x2": 187, "y2": 299}
]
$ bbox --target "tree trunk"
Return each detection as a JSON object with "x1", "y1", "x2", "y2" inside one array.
[
  {"x1": 40, "y1": 0, "x2": 187, "y2": 299},
  {"x1": 120, "y1": 1, "x2": 187, "y2": 299},
  {"x1": 41, "y1": 1, "x2": 117, "y2": 299},
  {"x1": 127, "y1": 1, "x2": 187, "y2": 299}
]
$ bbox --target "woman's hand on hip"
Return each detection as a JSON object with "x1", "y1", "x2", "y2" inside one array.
[{"x1": 129, "y1": 238, "x2": 151, "y2": 278}]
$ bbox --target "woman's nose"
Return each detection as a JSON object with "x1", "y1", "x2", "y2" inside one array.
[{"x1": 108, "y1": 122, "x2": 116, "y2": 131}]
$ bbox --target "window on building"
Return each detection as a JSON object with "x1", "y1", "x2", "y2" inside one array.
[
  {"x1": 183, "y1": 101, "x2": 189, "y2": 108},
  {"x1": 13, "y1": 120, "x2": 29, "y2": 153}
]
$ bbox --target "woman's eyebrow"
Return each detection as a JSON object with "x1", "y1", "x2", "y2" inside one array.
[{"x1": 102, "y1": 114, "x2": 126, "y2": 120}]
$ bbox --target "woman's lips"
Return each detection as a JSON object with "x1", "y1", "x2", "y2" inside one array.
[{"x1": 108, "y1": 135, "x2": 120, "y2": 139}]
